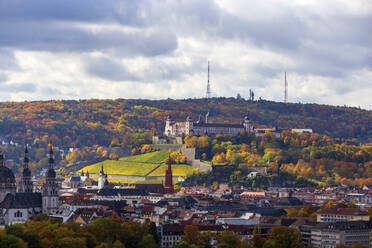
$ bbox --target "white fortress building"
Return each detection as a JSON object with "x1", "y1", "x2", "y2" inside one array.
[{"x1": 164, "y1": 113, "x2": 253, "y2": 137}]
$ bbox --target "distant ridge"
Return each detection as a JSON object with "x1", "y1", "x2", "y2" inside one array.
[{"x1": 0, "y1": 97, "x2": 371, "y2": 147}]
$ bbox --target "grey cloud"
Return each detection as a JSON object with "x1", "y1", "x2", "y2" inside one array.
[
  {"x1": 0, "y1": 82, "x2": 37, "y2": 93},
  {"x1": 85, "y1": 57, "x2": 140, "y2": 82},
  {"x1": 85, "y1": 56, "x2": 206, "y2": 83},
  {"x1": 40, "y1": 87, "x2": 61, "y2": 96},
  {"x1": 162, "y1": 1, "x2": 372, "y2": 78},
  {"x1": 0, "y1": 21, "x2": 178, "y2": 56},
  {"x1": 0, "y1": 49, "x2": 19, "y2": 70},
  {"x1": 0, "y1": 73, "x2": 7, "y2": 82},
  {"x1": 0, "y1": 0, "x2": 149, "y2": 26},
  {"x1": 0, "y1": 0, "x2": 370, "y2": 78},
  {"x1": 0, "y1": 0, "x2": 371, "y2": 108}
]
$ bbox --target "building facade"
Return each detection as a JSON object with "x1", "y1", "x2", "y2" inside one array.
[
  {"x1": 0, "y1": 146, "x2": 60, "y2": 226},
  {"x1": 316, "y1": 208, "x2": 370, "y2": 223},
  {"x1": 164, "y1": 114, "x2": 253, "y2": 137},
  {"x1": 310, "y1": 221, "x2": 372, "y2": 248}
]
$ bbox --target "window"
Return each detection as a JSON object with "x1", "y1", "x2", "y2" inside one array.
[{"x1": 14, "y1": 211, "x2": 23, "y2": 218}]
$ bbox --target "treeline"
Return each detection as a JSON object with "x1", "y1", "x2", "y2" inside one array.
[
  {"x1": 174, "y1": 225, "x2": 304, "y2": 248},
  {"x1": 2, "y1": 215, "x2": 159, "y2": 248},
  {"x1": 0, "y1": 98, "x2": 371, "y2": 150},
  {"x1": 1, "y1": 214, "x2": 315, "y2": 248},
  {"x1": 182, "y1": 131, "x2": 372, "y2": 187}
]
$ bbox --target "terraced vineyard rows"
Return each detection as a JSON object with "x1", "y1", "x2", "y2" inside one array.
[{"x1": 78, "y1": 151, "x2": 196, "y2": 177}]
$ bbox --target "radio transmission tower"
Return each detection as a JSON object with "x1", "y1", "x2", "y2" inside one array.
[
  {"x1": 206, "y1": 61, "x2": 211, "y2": 98},
  {"x1": 284, "y1": 72, "x2": 288, "y2": 103}
]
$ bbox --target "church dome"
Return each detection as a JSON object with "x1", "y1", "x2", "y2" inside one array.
[
  {"x1": 0, "y1": 154, "x2": 15, "y2": 184},
  {"x1": 0, "y1": 166, "x2": 15, "y2": 184}
]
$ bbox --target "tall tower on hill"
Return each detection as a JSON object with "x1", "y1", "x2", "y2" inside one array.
[
  {"x1": 164, "y1": 155, "x2": 174, "y2": 194},
  {"x1": 206, "y1": 61, "x2": 211, "y2": 99},
  {"x1": 284, "y1": 72, "x2": 288, "y2": 103}
]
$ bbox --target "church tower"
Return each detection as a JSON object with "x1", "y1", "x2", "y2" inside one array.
[
  {"x1": 243, "y1": 114, "x2": 253, "y2": 134},
  {"x1": 164, "y1": 155, "x2": 174, "y2": 194},
  {"x1": 164, "y1": 115, "x2": 174, "y2": 136},
  {"x1": 98, "y1": 165, "x2": 107, "y2": 189},
  {"x1": 42, "y1": 146, "x2": 59, "y2": 214},
  {"x1": 19, "y1": 146, "x2": 33, "y2": 193}
]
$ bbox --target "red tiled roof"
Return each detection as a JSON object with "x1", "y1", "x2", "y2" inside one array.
[
  {"x1": 142, "y1": 205, "x2": 155, "y2": 213},
  {"x1": 318, "y1": 208, "x2": 368, "y2": 216}
]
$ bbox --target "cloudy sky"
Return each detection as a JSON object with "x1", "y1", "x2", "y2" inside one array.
[{"x1": 0, "y1": 0, "x2": 371, "y2": 109}]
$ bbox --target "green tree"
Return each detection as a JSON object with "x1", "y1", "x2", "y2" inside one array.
[
  {"x1": 199, "y1": 231, "x2": 214, "y2": 248},
  {"x1": 95, "y1": 243, "x2": 109, "y2": 248},
  {"x1": 216, "y1": 231, "x2": 240, "y2": 248},
  {"x1": 88, "y1": 218, "x2": 121, "y2": 244},
  {"x1": 251, "y1": 234, "x2": 266, "y2": 248},
  {"x1": 0, "y1": 230, "x2": 27, "y2": 248},
  {"x1": 55, "y1": 237, "x2": 86, "y2": 248},
  {"x1": 149, "y1": 222, "x2": 160, "y2": 244},
  {"x1": 263, "y1": 240, "x2": 278, "y2": 248},
  {"x1": 118, "y1": 222, "x2": 148, "y2": 248},
  {"x1": 112, "y1": 240, "x2": 124, "y2": 248},
  {"x1": 268, "y1": 226, "x2": 302, "y2": 248},
  {"x1": 138, "y1": 234, "x2": 158, "y2": 248},
  {"x1": 5, "y1": 224, "x2": 24, "y2": 239},
  {"x1": 181, "y1": 226, "x2": 201, "y2": 246},
  {"x1": 174, "y1": 241, "x2": 198, "y2": 248}
]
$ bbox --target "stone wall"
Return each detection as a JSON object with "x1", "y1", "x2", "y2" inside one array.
[
  {"x1": 181, "y1": 146, "x2": 211, "y2": 172},
  {"x1": 152, "y1": 144, "x2": 182, "y2": 152}
]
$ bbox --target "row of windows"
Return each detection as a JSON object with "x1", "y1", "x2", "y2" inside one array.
[
  {"x1": 320, "y1": 214, "x2": 348, "y2": 218},
  {"x1": 14, "y1": 211, "x2": 23, "y2": 218},
  {"x1": 163, "y1": 235, "x2": 181, "y2": 241}
]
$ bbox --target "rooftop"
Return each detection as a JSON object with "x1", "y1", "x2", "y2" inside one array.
[{"x1": 318, "y1": 208, "x2": 368, "y2": 216}]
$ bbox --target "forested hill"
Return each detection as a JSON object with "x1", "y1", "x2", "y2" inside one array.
[{"x1": 0, "y1": 98, "x2": 371, "y2": 147}]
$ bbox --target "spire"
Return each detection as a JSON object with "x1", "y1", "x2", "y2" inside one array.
[
  {"x1": 48, "y1": 145, "x2": 54, "y2": 169},
  {"x1": 24, "y1": 145, "x2": 29, "y2": 169},
  {"x1": 167, "y1": 154, "x2": 171, "y2": 171},
  {"x1": 100, "y1": 164, "x2": 104, "y2": 175},
  {"x1": 21, "y1": 145, "x2": 32, "y2": 192},
  {"x1": 164, "y1": 154, "x2": 174, "y2": 194}
]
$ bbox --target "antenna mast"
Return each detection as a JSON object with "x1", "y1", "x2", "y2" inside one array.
[
  {"x1": 206, "y1": 61, "x2": 211, "y2": 98},
  {"x1": 284, "y1": 72, "x2": 288, "y2": 103}
]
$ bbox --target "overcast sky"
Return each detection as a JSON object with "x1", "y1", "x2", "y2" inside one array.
[{"x1": 0, "y1": 0, "x2": 371, "y2": 109}]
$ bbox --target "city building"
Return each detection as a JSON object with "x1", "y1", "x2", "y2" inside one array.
[
  {"x1": 310, "y1": 221, "x2": 372, "y2": 248},
  {"x1": 0, "y1": 146, "x2": 60, "y2": 226},
  {"x1": 316, "y1": 208, "x2": 370, "y2": 222},
  {"x1": 164, "y1": 114, "x2": 253, "y2": 137}
]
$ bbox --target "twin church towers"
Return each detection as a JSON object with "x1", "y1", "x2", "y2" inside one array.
[{"x1": 0, "y1": 145, "x2": 59, "y2": 224}]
